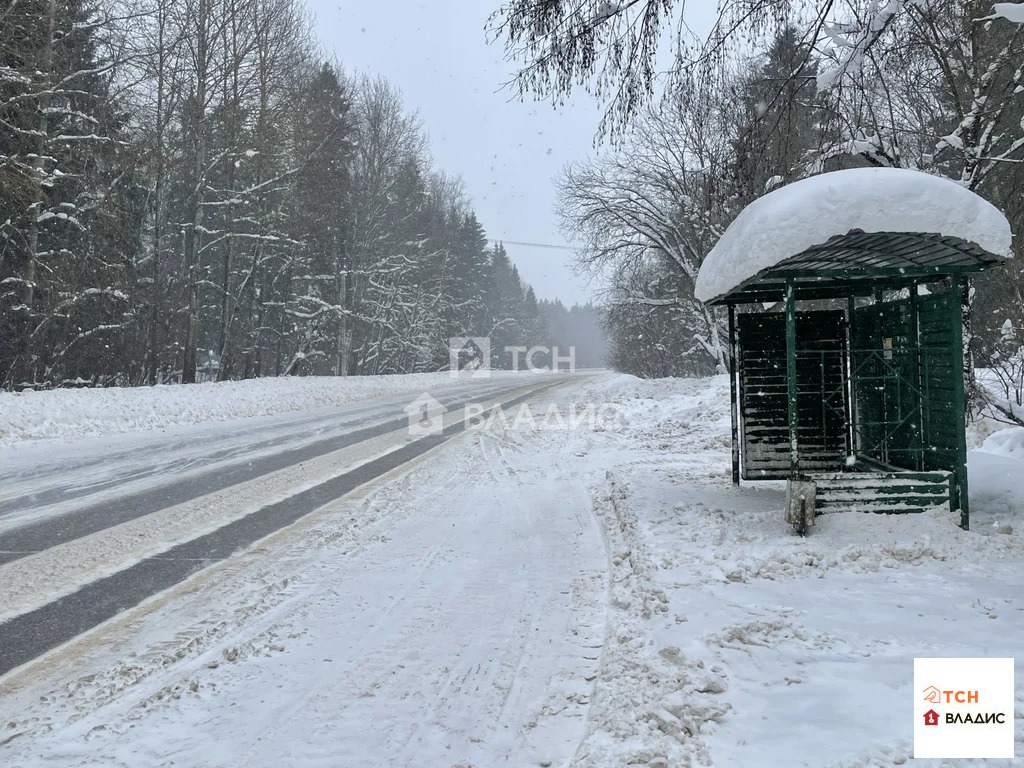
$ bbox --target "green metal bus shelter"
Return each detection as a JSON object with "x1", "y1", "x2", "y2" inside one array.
[{"x1": 704, "y1": 230, "x2": 1004, "y2": 530}]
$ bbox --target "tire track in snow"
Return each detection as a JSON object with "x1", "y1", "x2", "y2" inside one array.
[
  {"x1": 471, "y1": 413, "x2": 611, "y2": 764},
  {"x1": 569, "y1": 471, "x2": 731, "y2": 768}
]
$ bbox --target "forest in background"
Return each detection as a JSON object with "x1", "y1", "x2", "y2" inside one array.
[
  {"x1": 15, "y1": 0, "x2": 1024, "y2": 408},
  {"x1": 0, "y1": 0, "x2": 607, "y2": 389},
  {"x1": 495, "y1": 1, "x2": 1024, "y2": 422}
]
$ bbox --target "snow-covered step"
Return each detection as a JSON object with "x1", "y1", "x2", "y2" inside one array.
[{"x1": 808, "y1": 470, "x2": 952, "y2": 514}]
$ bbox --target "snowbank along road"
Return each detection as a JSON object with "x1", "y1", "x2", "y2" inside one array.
[{"x1": 1, "y1": 372, "x2": 1023, "y2": 767}]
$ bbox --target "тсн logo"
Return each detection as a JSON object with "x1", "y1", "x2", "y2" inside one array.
[{"x1": 922, "y1": 685, "x2": 978, "y2": 704}]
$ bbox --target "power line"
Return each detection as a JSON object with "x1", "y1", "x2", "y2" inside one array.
[{"x1": 495, "y1": 239, "x2": 579, "y2": 251}]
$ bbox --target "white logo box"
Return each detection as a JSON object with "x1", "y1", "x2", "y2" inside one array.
[{"x1": 914, "y1": 657, "x2": 1015, "y2": 759}]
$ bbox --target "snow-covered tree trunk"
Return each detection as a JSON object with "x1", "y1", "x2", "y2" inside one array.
[
  {"x1": 334, "y1": 248, "x2": 349, "y2": 376},
  {"x1": 180, "y1": 0, "x2": 221, "y2": 384},
  {"x1": 18, "y1": 0, "x2": 58, "y2": 386},
  {"x1": 144, "y1": 0, "x2": 177, "y2": 385}
]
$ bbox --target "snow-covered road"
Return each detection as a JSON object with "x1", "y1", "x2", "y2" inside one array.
[
  {"x1": 88, "y1": 426, "x2": 608, "y2": 768},
  {"x1": 2, "y1": 372, "x2": 1022, "y2": 767},
  {"x1": 0, "y1": 373, "x2": 573, "y2": 671},
  {"x1": 1, "y1": 375, "x2": 615, "y2": 767},
  {"x1": 0, "y1": 373, "x2": 544, "y2": 533}
]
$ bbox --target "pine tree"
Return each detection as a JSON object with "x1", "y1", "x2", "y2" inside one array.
[
  {"x1": 730, "y1": 25, "x2": 821, "y2": 204},
  {"x1": 0, "y1": 0, "x2": 137, "y2": 387},
  {"x1": 286, "y1": 63, "x2": 356, "y2": 376}
]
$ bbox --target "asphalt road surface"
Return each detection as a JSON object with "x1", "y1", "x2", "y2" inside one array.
[{"x1": 0, "y1": 374, "x2": 576, "y2": 677}]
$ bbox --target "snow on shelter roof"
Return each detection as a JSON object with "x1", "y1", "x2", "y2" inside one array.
[{"x1": 694, "y1": 168, "x2": 1013, "y2": 304}]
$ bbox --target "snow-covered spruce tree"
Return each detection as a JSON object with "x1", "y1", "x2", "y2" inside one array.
[
  {"x1": 730, "y1": 25, "x2": 823, "y2": 205},
  {"x1": 488, "y1": 242, "x2": 532, "y2": 369},
  {"x1": 0, "y1": 0, "x2": 140, "y2": 388},
  {"x1": 446, "y1": 212, "x2": 493, "y2": 342},
  {"x1": 284, "y1": 63, "x2": 356, "y2": 377}
]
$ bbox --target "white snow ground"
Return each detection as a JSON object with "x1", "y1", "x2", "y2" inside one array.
[{"x1": 2, "y1": 373, "x2": 1022, "y2": 767}]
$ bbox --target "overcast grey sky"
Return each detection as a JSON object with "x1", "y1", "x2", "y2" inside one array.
[
  {"x1": 301, "y1": 0, "x2": 604, "y2": 305},
  {"x1": 306, "y1": 1, "x2": 714, "y2": 306}
]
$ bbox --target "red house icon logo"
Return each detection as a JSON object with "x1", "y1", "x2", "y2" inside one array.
[{"x1": 923, "y1": 709, "x2": 940, "y2": 726}]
